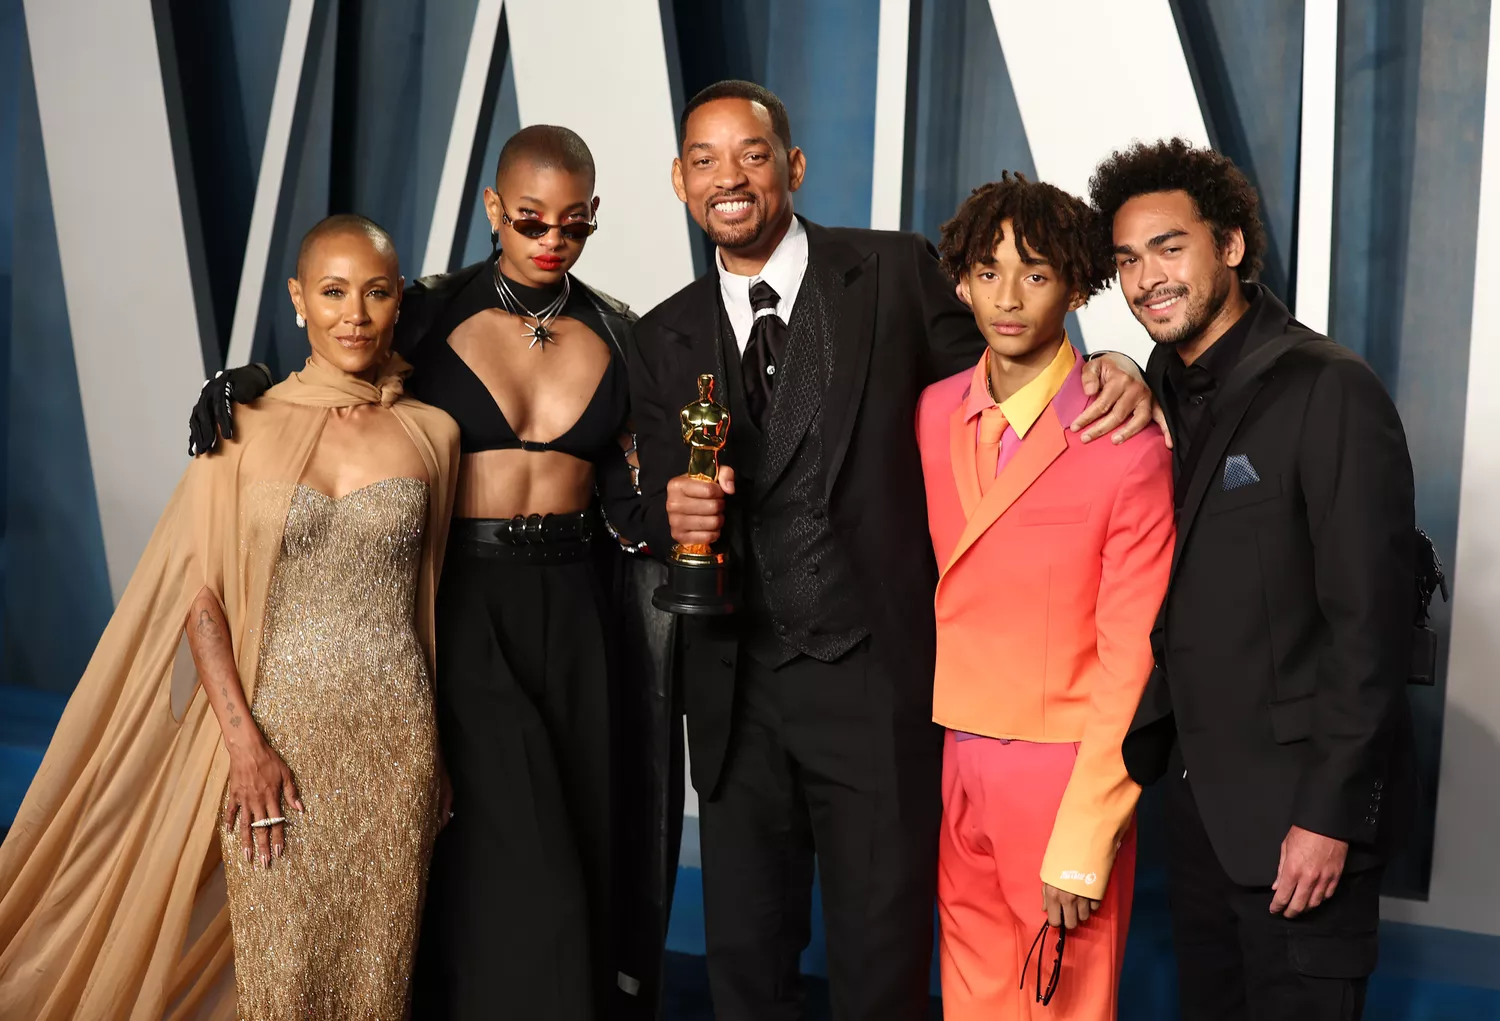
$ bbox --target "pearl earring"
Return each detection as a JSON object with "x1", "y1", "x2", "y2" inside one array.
[{"x1": 295, "y1": 313, "x2": 306, "y2": 328}]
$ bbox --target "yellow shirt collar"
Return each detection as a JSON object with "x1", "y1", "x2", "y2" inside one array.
[{"x1": 968, "y1": 337, "x2": 1076, "y2": 440}]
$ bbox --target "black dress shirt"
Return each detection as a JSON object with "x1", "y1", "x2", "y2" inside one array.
[{"x1": 1161, "y1": 286, "x2": 1261, "y2": 497}]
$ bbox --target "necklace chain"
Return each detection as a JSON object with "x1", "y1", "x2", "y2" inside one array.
[{"x1": 493, "y1": 262, "x2": 569, "y2": 350}]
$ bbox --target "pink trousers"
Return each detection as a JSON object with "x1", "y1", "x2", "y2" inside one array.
[{"x1": 938, "y1": 730, "x2": 1136, "y2": 1020}]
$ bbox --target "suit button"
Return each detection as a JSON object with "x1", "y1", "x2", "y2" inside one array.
[
  {"x1": 807, "y1": 563, "x2": 819, "y2": 575},
  {"x1": 775, "y1": 623, "x2": 788, "y2": 636},
  {"x1": 751, "y1": 513, "x2": 763, "y2": 527},
  {"x1": 1374, "y1": 780, "x2": 1384, "y2": 791},
  {"x1": 812, "y1": 508, "x2": 827, "y2": 520},
  {"x1": 762, "y1": 568, "x2": 774, "y2": 581},
  {"x1": 1365, "y1": 816, "x2": 1377, "y2": 825}
]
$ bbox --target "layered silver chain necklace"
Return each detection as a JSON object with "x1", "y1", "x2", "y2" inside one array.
[{"x1": 493, "y1": 261, "x2": 569, "y2": 350}]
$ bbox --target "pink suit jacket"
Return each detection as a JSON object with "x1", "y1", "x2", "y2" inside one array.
[{"x1": 916, "y1": 352, "x2": 1175, "y2": 897}]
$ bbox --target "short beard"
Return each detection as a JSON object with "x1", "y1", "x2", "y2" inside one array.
[
  {"x1": 1139, "y1": 270, "x2": 1234, "y2": 347},
  {"x1": 702, "y1": 199, "x2": 767, "y2": 250}
]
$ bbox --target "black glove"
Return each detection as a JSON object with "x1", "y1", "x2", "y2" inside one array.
[{"x1": 188, "y1": 363, "x2": 273, "y2": 456}]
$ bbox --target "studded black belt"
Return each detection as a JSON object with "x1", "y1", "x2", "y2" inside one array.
[{"x1": 450, "y1": 508, "x2": 601, "y2": 547}]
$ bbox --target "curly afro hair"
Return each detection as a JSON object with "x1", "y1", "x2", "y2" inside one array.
[
  {"x1": 937, "y1": 171, "x2": 1112, "y2": 298},
  {"x1": 1088, "y1": 138, "x2": 1265, "y2": 281}
]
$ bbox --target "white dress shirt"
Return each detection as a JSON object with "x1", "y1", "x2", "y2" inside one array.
[{"x1": 715, "y1": 216, "x2": 809, "y2": 353}]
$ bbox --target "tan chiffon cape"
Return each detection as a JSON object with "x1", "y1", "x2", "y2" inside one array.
[{"x1": 0, "y1": 357, "x2": 459, "y2": 1020}]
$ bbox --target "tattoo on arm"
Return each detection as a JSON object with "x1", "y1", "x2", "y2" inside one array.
[
  {"x1": 192, "y1": 598, "x2": 245, "y2": 730},
  {"x1": 219, "y1": 683, "x2": 243, "y2": 728}
]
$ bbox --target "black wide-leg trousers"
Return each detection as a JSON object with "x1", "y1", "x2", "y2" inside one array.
[{"x1": 412, "y1": 537, "x2": 613, "y2": 1020}]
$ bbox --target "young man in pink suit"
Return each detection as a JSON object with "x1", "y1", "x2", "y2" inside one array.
[{"x1": 916, "y1": 173, "x2": 1175, "y2": 1020}]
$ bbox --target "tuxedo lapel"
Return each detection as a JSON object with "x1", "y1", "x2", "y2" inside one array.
[
  {"x1": 759, "y1": 261, "x2": 834, "y2": 489},
  {"x1": 714, "y1": 293, "x2": 762, "y2": 486},
  {"x1": 1168, "y1": 381, "x2": 1263, "y2": 581},
  {"x1": 1165, "y1": 299, "x2": 1305, "y2": 586},
  {"x1": 810, "y1": 221, "x2": 877, "y2": 501},
  {"x1": 659, "y1": 273, "x2": 721, "y2": 373},
  {"x1": 945, "y1": 414, "x2": 1067, "y2": 575}
]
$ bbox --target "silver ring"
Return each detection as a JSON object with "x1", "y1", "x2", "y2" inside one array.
[{"x1": 250, "y1": 817, "x2": 287, "y2": 829}]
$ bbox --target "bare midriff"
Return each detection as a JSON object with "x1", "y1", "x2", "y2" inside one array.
[{"x1": 454, "y1": 450, "x2": 595, "y2": 519}]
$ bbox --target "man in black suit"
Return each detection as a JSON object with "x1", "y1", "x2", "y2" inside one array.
[
  {"x1": 630, "y1": 80, "x2": 1158, "y2": 1021},
  {"x1": 1094, "y1": 139, "x2": 1418, "y2": 1021}
]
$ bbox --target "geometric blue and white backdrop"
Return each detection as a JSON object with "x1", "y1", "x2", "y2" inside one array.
[{"x1": 3, "y1": 0, "x2": 1499, "y2": 1005}]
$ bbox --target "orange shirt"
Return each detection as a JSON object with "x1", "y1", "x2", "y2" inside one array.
[{"x1": 916, "y1": 347, "x2": 1175, "y2": 898}]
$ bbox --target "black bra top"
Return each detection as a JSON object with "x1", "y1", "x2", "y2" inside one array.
[{"x1": 406, "y1": 260, "x2": 629, "y2": 461}]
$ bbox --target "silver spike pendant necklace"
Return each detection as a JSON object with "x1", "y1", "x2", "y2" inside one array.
[{"x1": 493, "y1": 261, "x2": 569, "y2": 350}]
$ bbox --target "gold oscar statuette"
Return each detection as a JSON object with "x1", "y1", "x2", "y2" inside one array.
[{"x1": 652, "y1": 373, "x2": 736, "y2": 615}]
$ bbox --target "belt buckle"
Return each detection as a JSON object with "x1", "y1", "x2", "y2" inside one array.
[
  {"x1": 509, "y1": 514, "x2": 528, "y2": 545},
  {"x1": 525, "y1": 513, "x2": 545, "y2": 544}
]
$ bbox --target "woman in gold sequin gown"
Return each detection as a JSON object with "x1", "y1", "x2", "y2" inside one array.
[
  {"x1": 0, "y1": 215, "x2": 460, "y2": 1021},
  {"x1": 217, "y1": 475, "x2": 438, "y2": 1018}
]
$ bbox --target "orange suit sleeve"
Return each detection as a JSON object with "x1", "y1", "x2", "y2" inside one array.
[{"x1": 1040, "y1": 436, "x2": 1175, "y2": 898}]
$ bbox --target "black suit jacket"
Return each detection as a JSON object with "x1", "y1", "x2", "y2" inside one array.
[
  {"x1": 1123, "y1": 287, "x2": 1418, "y2": 886},
  {"x1": 627, "y1": 218, "x2": 984, "y2": 797}
]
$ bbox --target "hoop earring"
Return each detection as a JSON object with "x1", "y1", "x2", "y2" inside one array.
[{"x1": 295, "y1": 312, "x2": 306, "y2": 328}]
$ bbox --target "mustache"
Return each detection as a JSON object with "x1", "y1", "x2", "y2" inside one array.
[{"x1": 1135, "y1": 286, "x2": 1189, "y2": 308}]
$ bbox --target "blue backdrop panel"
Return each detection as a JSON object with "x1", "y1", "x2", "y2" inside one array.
[
  {"x1": 1332, "y1": 0, "x2": 1490, "y2": 897},
  {"x1": 162, "y1": 0, "x2": 291, "y2": 366},
  {"x1": 0, "y1": 0, "x2": 21, "y2": 594},
  {"x1": 1172, "y1": 0, "x2": 1304, "y2": 301},
  {"x1": 258, "y1": 0, "x2": 337, "y2": 378},
  {"x1": 907, "y1": 0, "x2": 1035, "y2": 241},
  {"x1": 906, "y1": 0, "x2": 1093, "y2": 346},
  {"x1": 4, "y1": 37, "x2": 113, "y2": 693},
  {"x1": 460, "y1": 12, "x2": 520, "y2": 270}
]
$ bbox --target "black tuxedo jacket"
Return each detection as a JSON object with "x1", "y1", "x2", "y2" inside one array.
[
  {"x1": 627, "y1": 218, "x2": 984, "y2": 797},
  {"x1": 1123, "y1": 287, "x2": 1418, "y2": 886}
]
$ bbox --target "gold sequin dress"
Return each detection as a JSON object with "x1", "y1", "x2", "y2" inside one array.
[{"x1": 221, "y1": 477, "x2": 437, "y2": 1020}]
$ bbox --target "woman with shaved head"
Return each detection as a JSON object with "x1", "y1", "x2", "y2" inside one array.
[{"x1": 0, "y1": 216, "x2": 460, "y2": 1019}]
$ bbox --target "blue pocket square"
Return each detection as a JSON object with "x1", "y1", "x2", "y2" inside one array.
[{"x1": 1222, "y1": 454, "x2": 1261, "y2": 491}]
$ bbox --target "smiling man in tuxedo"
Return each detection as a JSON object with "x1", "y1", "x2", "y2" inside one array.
[{"x1": 627, "y1": 80, "x2": 1161, "y2": 1021}]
